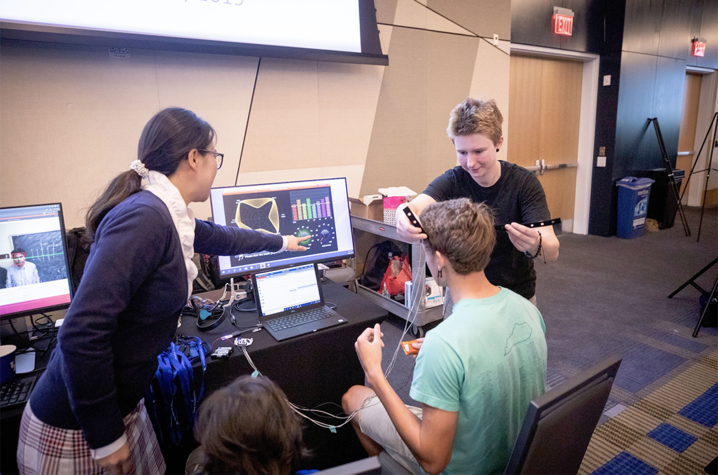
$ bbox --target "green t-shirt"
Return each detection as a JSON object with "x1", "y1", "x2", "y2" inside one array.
[{"x1": 410, "y1": 288, "x2": 547, "y2": 475}]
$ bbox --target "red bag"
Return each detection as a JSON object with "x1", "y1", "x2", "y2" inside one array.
[{"x1": 378, "y1": 256, "x2": 412, "y2": 297}]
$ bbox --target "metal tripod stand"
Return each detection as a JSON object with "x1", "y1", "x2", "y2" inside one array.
[
  {"x1": 648, "y1": 118, "x2": 691, "y2": 236},
  {"x1": 668, "y1": 256, "x2": 718, "y2": 338},
  {"x1": 679, "y1": 111, "x2": 718, "y2": 242}
]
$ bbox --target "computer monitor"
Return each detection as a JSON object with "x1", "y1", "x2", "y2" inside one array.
[
  {"x1": 209, "y1": 178, "x2": 355, "y2": 278},
  {"x1": 0, "y1": 203, "x2": 74, "y2": 321}
]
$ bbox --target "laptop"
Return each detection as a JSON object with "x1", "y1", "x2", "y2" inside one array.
[{"x1": 252, "y1": 263, "x2": 348, "y2": 341}]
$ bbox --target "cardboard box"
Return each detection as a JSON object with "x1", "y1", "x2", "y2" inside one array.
[
  {"x1": 405, "y1": 277, "x2": 443, "y2": 309},
  {"x1": 350, "y1": 188, "x2": 418, "y2": 224},
  {"x1": 378, "y1": 187, "x2": 417, "y2": 225},
  {"x1": 349, "y1": 195, "x2": 383, "y2": 221}
]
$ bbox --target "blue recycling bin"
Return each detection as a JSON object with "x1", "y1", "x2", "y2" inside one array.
[{"x1": 616, "y1": 177, "x2": 655, "y2": 239}]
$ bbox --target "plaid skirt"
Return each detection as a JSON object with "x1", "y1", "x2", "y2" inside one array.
[{"x1": 17, "y1": 399, "x2": 166, "y2": 475}]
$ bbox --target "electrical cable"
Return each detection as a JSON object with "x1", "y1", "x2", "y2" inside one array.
[{"x1": 234, "y1": 250, "x2": 429, "y2": 432}]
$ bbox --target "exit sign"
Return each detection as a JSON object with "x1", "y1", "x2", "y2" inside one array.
[
  {"x1": 553, "y1": 7, "x2": 574, "y2": 36},
  {"x1": 692, "y1": 38, "x2": 706, "y2": 57}
]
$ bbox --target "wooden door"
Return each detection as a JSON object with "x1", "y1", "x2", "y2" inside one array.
[
  {"x1": 508, "y1": 55, "x2": 583, "y2": 230},
  {"x1": 677, "y1": 73, "x2": 702, "y2": 200}
]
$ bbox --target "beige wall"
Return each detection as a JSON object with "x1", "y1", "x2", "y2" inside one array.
[{"x1": 0, "y1": 0, "x2": 511, "y2": 229}]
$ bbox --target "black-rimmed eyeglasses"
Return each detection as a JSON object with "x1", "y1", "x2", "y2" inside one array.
[{"x1": 199, "y1": 150, "x2": 224, "y2": 170}]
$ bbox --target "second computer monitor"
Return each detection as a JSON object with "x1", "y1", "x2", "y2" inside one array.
[{"x1": 209, "y1": 178, "x2": 355, "y2": 278}]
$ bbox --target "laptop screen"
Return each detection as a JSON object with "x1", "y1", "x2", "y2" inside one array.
[{"x1": 254, "y1": 264, "x2": 321, "y2": 318}]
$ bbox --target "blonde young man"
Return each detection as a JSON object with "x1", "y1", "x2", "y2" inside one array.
[
  {"x1": 343, "y1": 199, "x2": 547, "y2": 475},
  {"x1": 396, "y1": 98, "x2": 559, "y2": 307}
]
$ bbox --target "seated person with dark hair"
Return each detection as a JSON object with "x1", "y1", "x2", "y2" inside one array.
[
  {"x1": 343, "y1": 198, "x2": 548, "y2": 475},
  {"x1": 6, "y1": 248, "x2": 40, "y2": 288},
  {"x1": 187, "y1": 375, "x2": 308, "y2": 475}
]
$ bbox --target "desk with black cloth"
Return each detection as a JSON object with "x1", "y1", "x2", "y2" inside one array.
[
  {"x1": 0, "y1": 347, "x2": 54, "y2": 475},
  {"x1": 170, "y1": 279, "x2": 387, "y2": 473}
]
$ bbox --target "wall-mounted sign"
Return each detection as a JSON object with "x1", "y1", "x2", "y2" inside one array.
[
  {"x1": 692, "y1": 38, "x2": 706, "y2": 57},
  {"x1": 553, "y1": 7, "x2": 574, "y2": 36}
]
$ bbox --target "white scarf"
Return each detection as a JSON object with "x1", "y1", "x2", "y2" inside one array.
[{"x1": 141, "y1": 171, "x2": 197, "y2": 299}]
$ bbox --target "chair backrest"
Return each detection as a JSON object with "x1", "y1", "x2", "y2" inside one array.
[
  {"x1": 315, "y1": 456, "x2": 382, "y2": 475},
  {"x1": 504, "y1": 354, "x2": 622, "y2": 475}
]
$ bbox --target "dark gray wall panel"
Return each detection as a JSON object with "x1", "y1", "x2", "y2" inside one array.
[
  {"x1": 658, "y1": 0, "x2": 695, "y2": 60},
  {"x1": 561, "y1": 0, "x2": 604, "y2": 52},
  {"x1": 604, "y1": 0, "x2": 627, "y2": 54},
  {"x1": 614, "y1": 51, "x2": 657, "y2": 179},
  {"x1": 650, "y1": 56, "x2": 686, "y2": 169},
  {"x1": 511, "y1": 0, "x2": 604, "y2": 53},
  {"x1": 589, "y1": 52, "x2": 622, "y2": 236},
  {"x1": 622, "y1": 0, "x2": 662, "y2": 55},
  {"x1": 511, "y1": 0, "x2": 561, "y2": 49},
  {"x1": 696, "y1": 0, "x2": 718, "y2": 69},
  {"x1": 687, "y1": 0, "x2": 704, "y2": 67}
]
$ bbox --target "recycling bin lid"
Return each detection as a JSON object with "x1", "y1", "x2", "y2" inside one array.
[{"x1": 616, "y1": 176, "x2": 655, "y2": 190}]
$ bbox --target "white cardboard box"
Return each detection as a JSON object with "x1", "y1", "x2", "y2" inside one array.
[{"x1": 405, "y1": 277, "x2": 443, "y2": 309}]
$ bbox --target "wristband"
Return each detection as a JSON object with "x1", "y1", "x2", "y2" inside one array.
[{"x1": 524, "y1": 230, "x2": 542, "y2": 259}]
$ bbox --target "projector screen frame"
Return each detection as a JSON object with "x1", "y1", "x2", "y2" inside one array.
[{"x1": 0, "y1": 0, "x2": 388, "y2": 66}]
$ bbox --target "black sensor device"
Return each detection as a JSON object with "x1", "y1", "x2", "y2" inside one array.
[
  {"x1": 495, "y1": 217, "x2": 561, "y2": 230},
  {"x1": 402, "y1": 206, "x2": 425, "y2": 234}
]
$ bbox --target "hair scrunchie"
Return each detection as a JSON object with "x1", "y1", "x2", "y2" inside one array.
[{"x1": 129, "y1": 159, "x2": 150, "y2": 179}]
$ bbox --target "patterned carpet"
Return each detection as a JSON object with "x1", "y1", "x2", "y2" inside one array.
[{"x1": 581, "y1": 348, "x2": 718, "y2": 474}]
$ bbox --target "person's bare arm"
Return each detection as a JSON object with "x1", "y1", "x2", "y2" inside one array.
[
  {"x1": 504, "y1": 223, "x2": 559, "y2": 262},
  {"x1": 355, "y1": 325, "x2": 458, "y2": 474},
  {"x1": 395, "y1": 194, "x2": 436, "y2": 242}
]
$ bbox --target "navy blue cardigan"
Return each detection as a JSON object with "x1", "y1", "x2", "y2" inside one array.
[{"x1": 30, "y1": 191, "x2": 283, "y2": 449}]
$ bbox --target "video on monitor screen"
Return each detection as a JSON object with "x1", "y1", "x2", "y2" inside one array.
[
  {"x1": 210, "y1": 178, "x2": 355, "y2": 276},
  {"x1": 0, "y1": 203, "x2": 73, "y2": 320}
]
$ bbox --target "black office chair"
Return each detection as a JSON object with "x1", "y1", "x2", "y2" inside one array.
[
  {"x1": 372, "y1": 355, "x2": 622, "y2": 475},
  {"x1": 504, "y1": 354, "x2": 622, "y2": 474},
  {"x1": 315, "y1": 456, "x2": 382, "y2": 475}
]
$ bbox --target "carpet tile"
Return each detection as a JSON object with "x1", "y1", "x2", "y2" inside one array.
[
  {"x1": 613, "y1": 343, "x2": 686, "y2": 393},
  {"x1": 661, "y1": 453, "x2": 709, "y2": 475},
  {"x1": 646, "y1": 423, "x2": 697, "y2": 452},
  {"x1": 649, "y1": 331, "x2": 707, "y2": 353},
  {"x1": 677, "y1": 382, "x2": 718, "y2": 427},
  {"x1": 590, "y1": 452, "x2": 657, "y2": 475}
]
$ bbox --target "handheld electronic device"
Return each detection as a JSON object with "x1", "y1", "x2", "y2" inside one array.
[
  {"x1": 495, "y1": 217, "x2": 562, "y2": 230},
  {"x1": 402, "y1": 206, "x2": 425, "y2": 234}
]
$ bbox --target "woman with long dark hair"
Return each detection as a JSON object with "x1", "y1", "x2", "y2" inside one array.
[{"x1": 17, "y1": 108, "x2": 309, "y2": 475}]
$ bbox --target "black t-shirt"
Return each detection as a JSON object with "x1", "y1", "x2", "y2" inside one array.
[{"x1": 423, "y1": 161, "x2": 551, "y2": 299}]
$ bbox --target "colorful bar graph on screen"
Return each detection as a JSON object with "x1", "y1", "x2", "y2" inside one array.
[{"x1": 289, "y1": 187, "x2": 333, "y2": 221}]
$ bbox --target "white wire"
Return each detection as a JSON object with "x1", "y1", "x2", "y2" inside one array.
[
  {"x1": 384, "y1": 247, "x2": 425, "y2": 378},
  {"x1": 240, "y1": 345, "x2": 260, "y2": 374},
  {"x1": 236, "y1": 246, "x2": 429, "y2": 430}
]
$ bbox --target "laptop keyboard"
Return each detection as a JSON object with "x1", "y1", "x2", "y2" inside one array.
[
  {"x1": 0, "y1": 374, "x2": 37, "y2": 408},
  {"x1": 265, "y1": 306, "x2": 337, "y2": 332}
]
